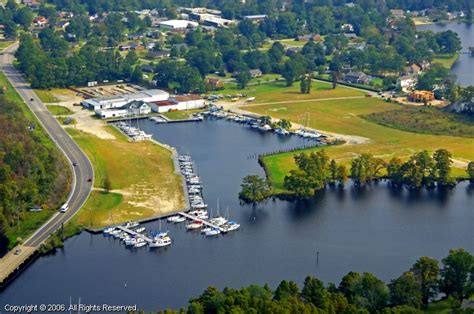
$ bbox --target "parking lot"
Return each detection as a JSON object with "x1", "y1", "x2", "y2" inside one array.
[{"x1": 76, "y1": 83, "x2": 145, "y2": 98}]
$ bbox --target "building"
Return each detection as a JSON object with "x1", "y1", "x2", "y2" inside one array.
[
  {"x1": 191, "y1": 13, "x2": 235, "y2": 28},
  {"x1": 341, "y1": 23, "x2": 354, "y2": 32},
  {"x1": 397, "y1": 75, "x2": 417, "y2": 91},
  {"x1": 158, "y1": 20, "x2": 199, "y2": 30},
  {"x1": 407, "y1": 90, "x2": 434, "y2": 103},
  {"x1": 57, "y1": 21, "x2": 70, "y2": 30},
  {"x1": 242, "y1": 15, "x2": 267, "y2": 23},
  {"x1": 390, "y1": 9, "x2": 405, "y2": 19},
  {"x1": 206, "y1": 77, "x2": 224, "y2": 90},
  {"x1": 82, "y1": 89, "x2": 170, "y2": 110},
  {"x1": 296, "y1": 34, "x2": 322, "y2": 42},
  {"x1": 33, "y1": 16, "x2": 48, "y2": 27},
  {"x1": 150, "y1": 95, "x2": 205, "y2": 113},
  {"x1": 404, "y1": 64, "x2": 422, "y2": 76},
  {"x1": 95, "y1": 101, "x2": 151, "y2": 119},
  {"x1": 249, "y1": 69, "x2": 263, "y2": 78},
  {"x1": 343, "y1": 71, "x2": 370, "y2": 85}
]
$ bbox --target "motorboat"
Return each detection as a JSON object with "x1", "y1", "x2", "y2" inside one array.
[
  {"x1": 191, "y1": 203, "x2": 208, "y2": 209},
  {"x1": 201, "y1": 227, "x2": 212, "y2": 234},
  {"x1": 134, "y1": 240, "x2": 147, "y2": 248},
  {"x1": 258, "y1": 124, "x2": 272, "y2": 131},
  {"x1": 209, "y1": 217, "x2": 227, "y2": 226},
  {"x1": 174, "y1": 216, "x2": 186, "y2": 223},
  {"x1": 225, "y1": 221, "x2": 240, "y2": 231},
  {"x1": 125, "y1": 221, "x2": 139, "y2": 228},
  {"x1": 135, "y1": 227, "x2": 146, "y2": 233},
  {"x1": 124, "y1": 238, "x2": 137, "y2": 246},
  {"x1": 186, "y1": 220, "x2": 203, "y2": 230},
  {"x1": 205, "y1": 228, "x2": 221, "y2": 236},
  {"x1": 103, "y1": 227, "x2": 115, "y2": 235},
  {"x1": 274, "y1": 128, "x2": 289, "y2": 136},
  {"x1": 167, "y1": 215, "x2": 180, "y2": 222},
  {"x1": 149, "y1": 236, "x2": 172, "y2": 248}
]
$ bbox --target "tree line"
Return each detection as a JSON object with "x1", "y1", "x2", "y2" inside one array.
[
  {"x1": 0, "y1": 96, "x2": 69, "y2": 256},
  {"x1": 147, "y1": 249, "x2": 473, "y2": 313},
  {"x1": 282, "y1": 149, "x2": 473, "y2": 199}
]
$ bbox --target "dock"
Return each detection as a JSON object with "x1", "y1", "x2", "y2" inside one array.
[
  {"x1": 178, "y1": 212, "x2": 228, "y2": 233},
  {"x1": 116, "y1": 226, "x2": 153, "y2": 243}
]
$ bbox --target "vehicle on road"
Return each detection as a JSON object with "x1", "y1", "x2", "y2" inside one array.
[
  {"x1": 87, "y1": 178, "x2": 92, "y2": 182},
  {"x1": 60, "y1": 203, "x2": 69, "y2": 213},
  {"x1": 14, "y1": 249, "x2": 21, "y2": 255},
  {"x1": 73, "y1": 162, "x2": 78, "y2": 166},
  {"x1": 30, "y1": 98, "x2": 34, "y2": 101}
]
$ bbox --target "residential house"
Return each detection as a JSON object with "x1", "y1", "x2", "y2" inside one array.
[
  {"x1": 57, "y1": 20, "x2": 70, "y2": 30},
  {"x1": 33, "y1": 16, "x2": 48, "y2": 27},
  {"x1": 390, "y1": 9, "x2": 405, "y2": 19},
  {"x1": 404, "y1": 64, "x2": 422, "y2": 76},
  {"x1": 249, "y1": 69, "x2": 263, "y2": 78},
  {"x1": 343, "y1": 71, "x2": 370, "y2": 85},
  {"x1": 242, "y1": 15, "x2": 267, "y2": 23},
  {"x1": 397, "y1": 75, "x2": 417, "y2": 92},
  {"x1": 22, "y1": 0, "x2": 38, "y2": 7},
  {"x1": 140, "y1": 64, "x2": 155, "y2": 73},
  {"x1": 147, "y1": 50, "x2": 171, "y2": 58},
  {"x1": 206, "y1": 77, "x2": 224, "y2": 90},
  {"x1": 341, "y1": 23, "x2": 354, "y2": 32}
]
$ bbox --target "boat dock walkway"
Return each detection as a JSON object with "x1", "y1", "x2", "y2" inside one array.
[
  {"x1": 178, "y1": 212, "x2": 228, "y2": 233},
  {"x1": 116, "y1": 226, "x2": 153, "y2": 243}
]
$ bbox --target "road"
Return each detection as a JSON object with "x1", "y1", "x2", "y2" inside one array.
[{"x1": 0, "y1": 44, "x2": 93, "y2": 283}]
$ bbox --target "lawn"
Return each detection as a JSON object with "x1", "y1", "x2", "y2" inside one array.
[
  {"x1": 246, "y1": 98, "x2": 474, "y2": 192},
  {"x1": 162, "y1": 108, "x2": 203, "y2": 120},
  {"x1": 280, "y1": 39, "x2": 309, "y2": 47},
  {"x1": 67, "y1": 126, "x2": 186, "y2": 228},
  {"x1": 34, "y1": 89, "x2": 60, "y2": 103},
  {"x1": 0, "y1": 41, "x2": 14, "y2": 51},
  {"x1": 46, "y1": 105, "x2": 73, "y2": 115},
  {"x1": 432, "y1": 53, "x2": 459, "y2": 69},
  {"x1": 216, "y1": 80, "x2": 365, "y2": 103}
]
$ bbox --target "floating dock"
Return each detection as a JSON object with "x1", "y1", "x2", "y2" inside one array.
[{"x1": 178, "y1": 212, "x2": 228, "y2": 233}]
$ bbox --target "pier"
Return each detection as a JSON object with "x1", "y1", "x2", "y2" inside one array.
[
  {"x1": 178, "y1": 212, "x2": 228, "y2": 233},
  {"x1": 116, "y1": 226, "x2": 153, "y2": 243}
]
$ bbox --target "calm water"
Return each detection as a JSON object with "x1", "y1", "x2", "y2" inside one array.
[
  {"x1": 417, "y1": 23, "x2": 474, "y2": 86},
  {"x1": 1, "y1": 119, "x2": 473, "y2": 311}
]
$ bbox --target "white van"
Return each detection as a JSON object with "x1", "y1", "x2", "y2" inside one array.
[{"x1": 60, "y1": 203, "x2": 69, "y2": 213}]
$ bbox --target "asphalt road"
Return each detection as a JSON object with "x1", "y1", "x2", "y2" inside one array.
[{"x1": 0, "y1": 44, "x2": 93, "y2": 247}]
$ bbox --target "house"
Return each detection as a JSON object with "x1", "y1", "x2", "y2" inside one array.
[
  {"x1": 296, "y1": 34, "x2": 322, "y2": 42},
  {"x1": 147, "y1": 50, "x2": 171, "y2": 58},
  {"x1": 242, "y1": 15, "x2": 267, "y2": 23},
  {"x1": 57, "y1": 21, "x2": 70, "y2": 30},
  {"x1": 408, "y1": 90, "x2": 434, "y2": 103},
  {"x1": 343, "y1": 71, "x2": 370, "y2": 85},
  {"x1": 140, "y1": 64, "x2": 155, "y2": 73},
  {"x1": 390, "y1": 9, "x2": 405, "y2": 19},
  {"x1": 343, "y1": 33, "x2": 358, "y2": 40},
  {"x1": 119, "y1": 44, "x2": 132, "y2": 51},
  {"x1": 404, "y1": 64, "x2": 422, "y2": 76},
  {"x1": 130, "y1": 42, "x2": 144, "y2": 51},
  {"x1": 285, "y1": 47, "x2": 302, "y2": 56},
  {"x1": 347, "y1": 42, "x2": 366, "y2": 50},
  {"x1": 127, "y1": 33, "x2": 143, "y2": 41},
  {"x1": 341, "y1": 23, "x2": 354, "y2": 32},
  {"x1": 150, "y1": 95, "x2": 205, "y2": 113},
  {"x1": 58, "y1": 11, "x2": 74, "y2": 19},
  {"x1": 22, "y1": 0, "x2": 38, "y2": 7},
  {"x1": 158, "y1": 20, "x2": 199, "y2": 30},
  {"x1": 95, "y1": 101, "x2": 151, "y2": 119},
  {"x1": 249, "y1": 69, "x2": 263, "y2": 78},
  {"x1": 397, "y1": 75, "x2": 417, "y2": 92},
  {"x1": 33, "y1": 16, "x2": 48, "y2": 27},
  {"x1": 206, "y1": 77, "x2": 224, "y2": 90}
]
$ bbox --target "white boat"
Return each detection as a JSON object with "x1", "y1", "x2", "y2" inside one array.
[
  {"x1": 174, "y1": 216, "x2": 186, "y2": 223},
  {"x1": 186, "y1": 221, "x2": 203, "y2": 230},
  {"x1": 149, "y1": 236, "x2": 172, "y2": 248},
  {"x1": 134, "y1": 241, "x2": 147, "y2": 248},
  {"x1": 201, "y1": 227, "x2": 212, "y2": 234},
  {"x1": 125, "y1": 221, "x2": 139, "y2": 228},
  {"x1": 124, "y1": 238, "x2": 137, "y2": 246},
  {"x1": 205, "y1": 228, "x2": 221, "y2": 236},
  {"x1": 167, "y1": 215, "x2": 180, "y2": 222},
  {"x1": 258, "y1": 124, "x2": 272, "y2": 131},
  {"x1": 225, "y1": 221, "x2": 240, "y2": 231},
  {"x1": 274, "y1": 128, "x2": 289, "y2": 136},
  {"x1": 135, "y1": 227, "x2": 146, "y2": 233},
  {"x1": 209, "y1": 216, "x2": 227, "y2": 226},
  {"x1": 103, "y1": 227, "x2": 115, "y2": 235}
]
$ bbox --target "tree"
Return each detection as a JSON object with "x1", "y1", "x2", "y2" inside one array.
[
  {"x1": 274, "y1": 280, "x2": 299, "y2": 300},
  {"x1": 14, "y1": 7, "x2": 33, "y2": 29},
  {"x1": 411, "y1": 256, "x2": 439, "y2": 307},
  {"x1": 236, "y1": 70, "x2": 251, "y2": 89},
  {"x1": 440, "y1": 248, "x2": 474, "y2": 301},
  {"x1": 331, "y1": 71, "x2": 338, "y2": 89},
  {"x1": 336, "y1": 165, "x2": 348, "y2": 187},
  {"x1": 300, "y1": 76, "x2": 308, "y2": 94},
  {"x1": 301, "y1": 276, "x2": 329, "y2": 309},
  {"x1": 387, "y1": 157, "x2": 404, "y2": 186},
  {"x1": 329, "y1": 159, "x2": 338, "y2": 184},
  {"x1": 282, "y1": 59, "x2": 304, "y2": 86},
  {"x1": 435, "y1": 31, "x2": 462, "y2": 55},
  {"x1": 389, "y1": 272, "x2": 422, "y2": 309},
  {"x1": 284, "y1": 169, "x2": 314, "y2": 198},
  {"x1": 433, "y1": 149, "x2": 454, "y2": 186},
  {"x1": 103, "y1": 175, "x2": 112, "y2": 193},
  {"x1": 467, "y1": 161, "x2": 474, "y2": 182},
  {"x1": 239, "y1": 175, "x2": 271, "y2": 204}
]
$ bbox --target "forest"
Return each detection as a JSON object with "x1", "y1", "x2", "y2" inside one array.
[{"x1": 0, "y1": 95, "x2": 69, "y2": 255}]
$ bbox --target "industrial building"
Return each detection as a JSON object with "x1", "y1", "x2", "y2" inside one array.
[
  {"x1": 95, "y1": 101, "x2": 152, "y2": 119},
  {"x1": 150, "y1": 95, "x2": 205, "y2": 113},
  {"x1": 82, "y1": 89, "x2": 170, "y2": 111},
  {"x1": 158, "y1": 20, "x2": 199, "y2": 30}
]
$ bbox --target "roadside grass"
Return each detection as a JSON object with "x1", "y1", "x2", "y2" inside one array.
[
  {"x1": 7, "y1": 208, "x2": 57, "y2": 249},
  {"x1": 46, "y1": 105, "x2": 73, "y2": 115},
  {"x1": 67, "y1": 126, "x2": 185, "y2": 228},
  {"x1": 433, "y1": 53, "x2": 459, "y2": 69},
  {"x1": 0, "y1": 41, "x2": 14, "y2": 51},
  {"x1": 246, "y1": 98, "x2": 474, "y2": 192},
  {"x1": 162, "y1": 108, "x2": 203, "y2": 120},
  {"x1": 34, "y1": 89, "x2": 60, "y2": 103},
  {"x1": 216, "y1": 80, "x2": 365, "y2": 103}
]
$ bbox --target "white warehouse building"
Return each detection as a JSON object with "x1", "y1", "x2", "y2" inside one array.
[
  {"x1": 95, "y1": 101, "x2": 152, "y2": 119},
  {"x1": 150, "y1": 95, "x2": 205, "y2": 113},
  {"x1": 82, "y1": 89, "x2": 169, "y2": 111},
  {"x1": 158, "y1": 19, "x2": 199, "y2": 30}
]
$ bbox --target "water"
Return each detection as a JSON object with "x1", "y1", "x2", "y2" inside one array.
[
  {"x1": 1, "y1": 119, "x2": 473, "y2": 311},
  {"x1": 417, "y1": 23, "x2": 474, "y2": 86}
]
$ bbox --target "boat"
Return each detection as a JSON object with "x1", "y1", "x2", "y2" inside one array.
[
  {"x1": 191, "y1": 203, "x2": 208, "y2": 209},
  {"x1": 186, "y1": 220, "x2": 203, "y2": 230},
  {"x1": 205, "y1": 228, "x2": 221, "y2": 236},
  {"x1": 225, "y1": 221, "x2": 240, "y2": 231},
  {"x1": 167, "y1": 215, "x2": 180, "y2": 222},
  {"x1": 149, "y1": 236, "x2": 172, "y2": 248},
  {"x1": 103, "y1": 227, "x2": 115, "y2": 235},
  {"x1": 258, "y1": 124, "x2": 272, "y2": 131},
  {"x1": 174, "y1": 216, "x2": 186, "y2": 223},
  {"x1": 135, "y1": 227, "x2": 146, "y2": 233},
  {"x1": 201, "y1": 227, "x2": 212, "y2": 234},
  {"x1": 134, "y1": 241, "x2": 147, "y2": 248},
  {"x1": 125, "y1": 221, "x2": 139, "y2": 228},
  {"x1": 274, "y1": 128, "x2": 289, "y2": 136},
  {"x1": 124, "y1": 238, "x2": 137, "y2": 246},
  {"x1": 209, "y1": 216, "x2": 227, "y2": 226}
]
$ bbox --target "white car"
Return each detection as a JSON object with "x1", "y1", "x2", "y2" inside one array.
[{"x1": 60, "y1": 203, "x2": 69, "y2": 213}]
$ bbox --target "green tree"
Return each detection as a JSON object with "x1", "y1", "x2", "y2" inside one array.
[
  {"x1": 433, "y1": 149, "x2": 454, "y2": 186},
  {"x1": 389, "y1": 271, "x2": 422, "y2": 308},
  {"x1": 301, "y1": 276, "x2": 329, "y2": 309},
  {"x1": 274, "y1": 280, "x2": 299, "y2": 300},
  {"x1": 300, "y1": 76, "x2": 308, "y2": 94},
  {"x1": 466, "y1": 161, "x2": 474, "y2": 182},
  {"x1": 236, "y1": 70, "x2": 251, "y2": 89},
  {"x1": 238, "y1": 175, "x2": 270, "y2": 204},
  {"x1": 411, "y1": 256, "x2": 439, "y2": 307},
  {"x1": 387, "y1": 157, "x2": 404, "y2": 186},
  {"x1": 336, "y1": 165, "x2": 348, "y2": 187},
  {"x1": 440, "y1": 248, "x2": 474, "y2": 301},
  {"x1": 329, "y1": 159, "x2": 338, "y2": 184}
]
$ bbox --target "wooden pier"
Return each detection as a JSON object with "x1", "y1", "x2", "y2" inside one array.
[
  {"x1": 116, "y1": 226, "x2": 153, "y2": 243},
  {"x1": 178, "y1": 212, "x2": 228, "y2": 233}
]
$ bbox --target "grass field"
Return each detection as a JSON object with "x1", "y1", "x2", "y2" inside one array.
[
  {"x1": 46, "y1": 105, "x2": 73, "y2": 115},
  {"x1": 0, "y1": 41, "x2": 14, "y2": 51},
  {"x1": 162, "y1": 109, "x2": 203, "y2": 120},
  {"x1": 246, "y1": 97, "x2": 474, "y2": 192},
  {"x1": 67, "y1": 126, "x2": 185, "y2": 227},
  {"x1": 433, "y1": 53, "x2": 459, "y2": 69},
  {"x1": 34, "y1": 89, "x2": 60, "y2": 103}
]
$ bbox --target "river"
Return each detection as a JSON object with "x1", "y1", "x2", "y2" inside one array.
[
  {"x1": 417, "y1": 23, "x2": 474, "y2": 86},
  {"x1": 1, "y1": 118, "x2": 473, "y2": 311}
]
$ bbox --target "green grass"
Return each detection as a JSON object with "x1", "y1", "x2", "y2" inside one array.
[
  {"x1": 162, "y1": 109, "x2": 203, "y2": 120},
  {"x1": 246, "y1": 97, "x2": 474, "y2": 192},
  {"x1": 34, "y1": 89, "x2": 60, "y2": 103},
  {"x1": 280, "y1": 39, "x2": 309, "y2": 47},
  {"x1": 7, "y1": 208, "x2": 57, "y2": 249},
  {"x1": 365, "y1": 106, "x2": 474, "y2": 138},
  {"x1": 433, "y1": 53, "x2": 459, "y2": 69},
  {"x1": 46, "y1": 105, "x2": 73, "y2": 115},
  {"x1": 67, "y1": 126, "x2": 185, "y2": 228},
  {"x1": 0, "y1": 41, "x2": 14, "y2": 51}
]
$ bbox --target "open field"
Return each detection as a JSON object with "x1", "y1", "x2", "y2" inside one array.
[
  {"x1": 433, "y1": 53, "x2": 459, "y2": 69},
  {"x1": 46, "y1": 105, "x2": 73, "y2": 115},
  {"x1": 0, "y1": 41, "x2": 14, "y2": 51},
  {"x1": 245, "y1": 97, "x2": 474, "y2": 192},
  {"x1": 162, "y1": 108, "x2": 203, "y2": 120},
  {"x1": 67, "y1": 126, "x2": 185, "y2": 228},
  {"x1": 34, "y1": 89, "x2": 60, "y2": 103}
]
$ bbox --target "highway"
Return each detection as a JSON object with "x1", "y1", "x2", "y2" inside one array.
[{"x1": 0, "y1": 44, "x2": 93, "y2": 283}]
